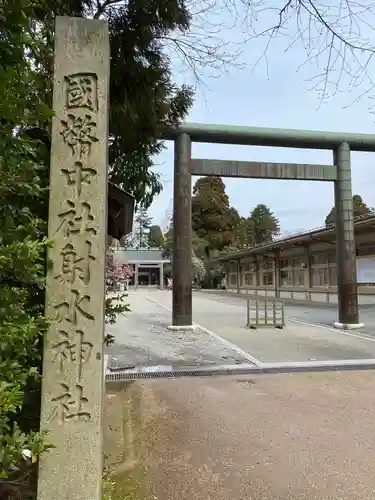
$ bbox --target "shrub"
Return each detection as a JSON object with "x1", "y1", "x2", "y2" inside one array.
[{"x1": 0, "y1": 16, "x2": 52, "y2": 495}]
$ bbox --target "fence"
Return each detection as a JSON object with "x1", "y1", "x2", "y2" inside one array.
[{"x1": 246, "y1": 298, "x2": 285, "y2": 329}]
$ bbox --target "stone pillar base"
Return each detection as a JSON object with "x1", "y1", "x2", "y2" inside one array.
[
  {"x1": 333, "y1": 321, "x2": 364, "y2": 330},
  {"x1": 167, "y1": 324, "x2": 197, "y2": 331}
]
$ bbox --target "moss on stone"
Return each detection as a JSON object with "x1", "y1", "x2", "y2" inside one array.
[{"x1": 103, "y1": 383, "x2": 148, "y2": 500}]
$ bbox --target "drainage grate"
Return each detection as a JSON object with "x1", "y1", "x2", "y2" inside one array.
[
  {"x1": 106, "y1": 364, "x2": 258, "y2": 381},
  {"x1": 105, "y1": 361, "x2": 375, "y2": 381}
]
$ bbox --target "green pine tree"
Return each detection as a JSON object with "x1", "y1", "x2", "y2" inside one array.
[
  {"x1": 248, "y1": 204, "x2": 280, "y2": 245},
  {"x1": 325, "y1": 195, "x2": 374, "y2": 225},
  {"x1": 192, "y1": 176, "x2": 240, "y2": 255},
  {"x1": 148, "y1": 225, "x2": 164, "y2": 248},
  {"x1": 135, "y1": 208, "x2": 153, "y2": 247}
]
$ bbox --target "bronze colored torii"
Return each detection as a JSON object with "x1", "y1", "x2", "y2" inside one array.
[{"x1": 162, "y1": 123, "x2": 375, "y2": 330}]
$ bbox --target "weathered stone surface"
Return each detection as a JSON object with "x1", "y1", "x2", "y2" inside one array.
[
  {"x1": 190, "y1": 158, "x2": 337, "y2": 181},
  {"x1": 37, "y1": 16, "x2": 109, "y2": 500}
]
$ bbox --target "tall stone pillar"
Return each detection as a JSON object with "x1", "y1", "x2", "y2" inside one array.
[
  {"x1": 333, "y1": 142, "x2": 362, "y2": 328},
  {"x1": 170, "y1": 133, "x2": 193, "y2": 329},
  {"x1": 38, "y1": 16, "x2": 109, "y2": 500}
]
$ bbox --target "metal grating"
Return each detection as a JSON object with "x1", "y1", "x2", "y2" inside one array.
[{"x1": 105, "y1": 361, "x2": 375, "y2": 382}]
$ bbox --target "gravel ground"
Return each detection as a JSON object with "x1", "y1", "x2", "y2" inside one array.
[
  {"x1": 105, "y1": 292, "x2": 251, "y2": 369},
  {"x1": 133, "y1": 371, "x2": 375, "y2": 500}
]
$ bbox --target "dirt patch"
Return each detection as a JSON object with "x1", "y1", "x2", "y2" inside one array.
[
  {"x1": 104, "y1": 373, "x2": 375, "y2": 500},
  {"x1": 103, "y1": 379, "x2": 185, "y2": 500},
  {"x1": 103, "y1": 382, "x2": 150, "y2": 500}
]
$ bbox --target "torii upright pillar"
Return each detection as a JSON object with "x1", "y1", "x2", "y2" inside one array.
[{"x1": 168, "y1": 133, "x2": 194, "y2": 330}]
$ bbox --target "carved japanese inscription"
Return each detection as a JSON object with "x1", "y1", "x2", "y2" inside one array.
[
  {"x1": 61, "y1": 161, "x2": 97, "y2": 197},
  {"x1": 64, "y1": 73, "x2": 98, "y2": 112},
  {"x1": 52, "y1": 329, "x2": 93, "y2": 380},
  {"x1": 57, "y1": 200, "x2": 97, "y2": 237},
  {"x1": 54, "y1": 289, "x2": 95, "y2": 325},
  {"x1": 38, "y1": 16, "x2": 109, "y2": 500},
  {"x1": 48, "y1": 383, "x2": 91, "y2": 424},
  {"x1": 60, "y1": 113, "x2": 98, "y2": 158},
  {"x1": 55, "y1": 241, "x2": 95, "y2": 285},
  {"x1": 49, "y1": 67, "x2": 99, "y2": 422}
]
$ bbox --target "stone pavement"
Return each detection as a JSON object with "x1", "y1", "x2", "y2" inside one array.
[
  {"x1": 144, "y1": 290, "x2": 375, "y2": 364},
  {"x1": 203, "y1": 289, "x2": 375, "y2": 334},
  {"x1": 105, "y1": 290, "x2": 375, "y2": 371},
  {"x1": 105, "y1": 292, "x2": 253, "y2": 371}
]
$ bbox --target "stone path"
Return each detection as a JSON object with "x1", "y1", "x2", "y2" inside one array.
[
  {"x1": 105, "y1": 290, "x2": 375, "y2": 375},
  {"x1": 141, "y1": 290, "x2": 375, "y2": 364}
]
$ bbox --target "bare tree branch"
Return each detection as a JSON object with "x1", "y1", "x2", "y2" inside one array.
[
  {"x1": 161, "y1": 0, "x2": 246, "y2": 85},
  {"x1": 240, "y1": 0, "x2": 375, "y2": 107},
  {"x1": 87, "y1": 0, "x2": 375, "y2": 107},
  {"x1": 92, "y1": 0, "x2": 247, "y2": 86},
  {"x1": 93, "y1": 0, "x2": 122, "y2": 19}
]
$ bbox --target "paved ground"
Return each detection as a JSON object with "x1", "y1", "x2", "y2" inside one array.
[
  {"x1": 105, "y1": 290, "x2": 375, "y2": 368},
  {"x1": 105, "y1": 292, "x2": 251, "y2": 370},
  {"x1": 204, "y1": 289, "x2": 375, "y2": 333},
  {"x1": 105, "y1": 291, "x2": 375, "y2": 499},
  {"x1": 125, "y1": 371, "x2": 375, "y2": 500}
]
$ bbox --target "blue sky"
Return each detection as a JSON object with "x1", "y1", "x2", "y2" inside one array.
[{"x1": 148, "y1": 3, "x2": 375, "y2": 235}]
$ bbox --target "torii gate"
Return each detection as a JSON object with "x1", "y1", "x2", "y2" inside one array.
[{"x1": 162, "y1": 123, "x2": 375, "y2": 330}]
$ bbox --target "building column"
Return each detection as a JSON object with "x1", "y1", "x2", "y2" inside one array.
[
  {"x1": 160, "y1": 262, "x2": 164, "y2": 289},
  {"x1": 274, "y1": 250, "x2": 280, "y2": 298},
  {"x1": 224, "y1": 263, "x2": 229, "y2": 289},
  {"x1": 255, "y1": 256, "x2": 260, "y2": 288},
  {"x1": 305, "y1": 246, "x2": 312, "y2": 289},
  {"x1": 236, "y1": 260, "x2": 240, "y2": 294},
  {"x1": 170, "y1": 133, "x2": 193, "y2": 329},
  {"x1": 333, "y1": 143, "x2": 362, "y2": 328},
  {"x1": 304, "y1": 245, "x2": 312, "y2": 300},
  {"x1": 134, "y1": 263, "x2": 139, "y2": 288}
]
